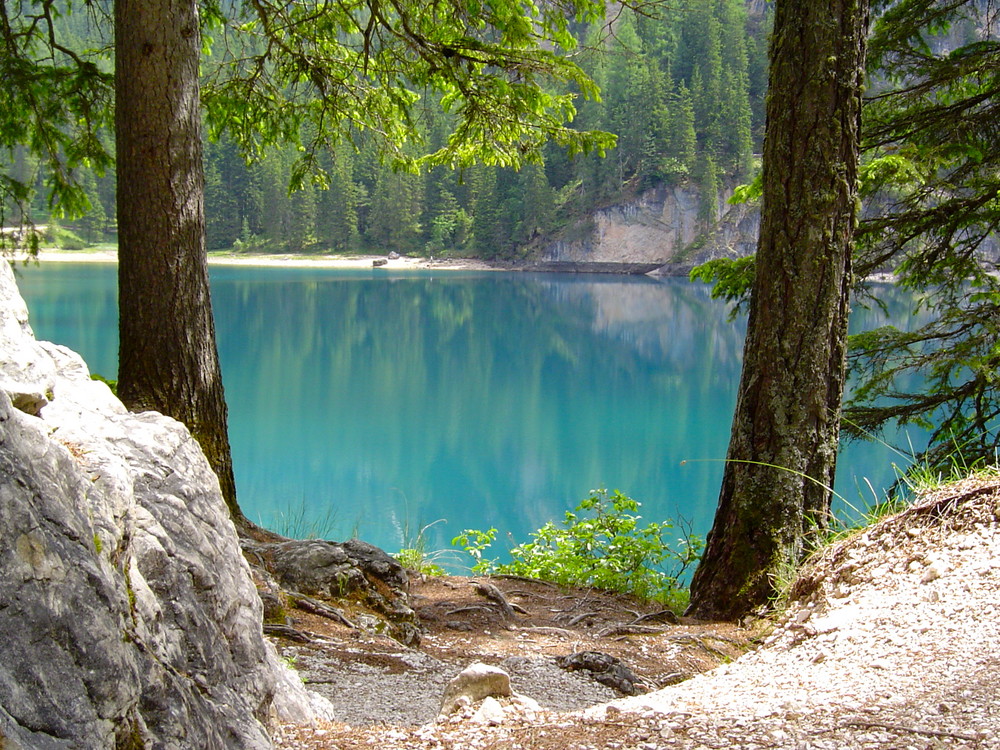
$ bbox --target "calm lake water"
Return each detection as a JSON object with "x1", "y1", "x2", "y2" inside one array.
[{"x1": 15, "y1": 262, "x2": 924, "y2": 567}]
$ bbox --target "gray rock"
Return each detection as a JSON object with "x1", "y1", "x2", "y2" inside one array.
[
  {"x1": 243, "y1": 536, "x2": 420, "y2": 645},
  {"x1": 471, "y1": 696, "x2": 506, "y2": 725},
  {"x1": 0, "y1": 260, "x2": 326, "y2": 748},
  {"x1": 556, "y1": 650, "x2": 647, "y2": 696},
  {"x1": 439, "y1": 663, "x2": 513, "y2": 717},
  {"x1": 0, "y1": 262, "x2": 57, "y2": 414}
]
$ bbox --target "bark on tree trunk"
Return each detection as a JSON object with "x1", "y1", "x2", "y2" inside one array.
[
  {"x1": 115, "y1": 0, "x2": 243, "y2": 522},
  {"x1": 687, "y1": 0, "x2": 869, "y2": 621}
]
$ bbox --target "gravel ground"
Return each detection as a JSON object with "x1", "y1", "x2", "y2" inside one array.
[
  {"x1": 273, "y1": 472, "x2": 1000, "y2": 749},
  {"x1": 269, "y1": 574, "x2": 751, "y2": 727}
]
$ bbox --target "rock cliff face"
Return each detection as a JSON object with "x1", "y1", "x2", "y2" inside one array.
[
  {"x1": 0, "y1": 260, "x2": 323, "y2": 748},
  {"x1": 535, "y1": 183, "x2": 760, "y2": 274},
  {"x1": 537, "y1": 182, "x2": 1000, "y2": 276}
]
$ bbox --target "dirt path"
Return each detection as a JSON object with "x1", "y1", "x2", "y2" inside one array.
[
  {"x1": 271, "y1": 474, "x2": 1000, "y2": 749},
  {"x1": 270, "y1": 575, "x2": 753, "y2": 727}
]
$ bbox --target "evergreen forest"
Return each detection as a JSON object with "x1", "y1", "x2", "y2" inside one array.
[{"x1": 2, "y1": 0, "x2": 767, "y2": 259}]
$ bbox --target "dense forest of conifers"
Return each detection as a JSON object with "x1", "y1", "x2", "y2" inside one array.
[{"x1": 9, "y1": 0, "x2": 770, "y2": 259}]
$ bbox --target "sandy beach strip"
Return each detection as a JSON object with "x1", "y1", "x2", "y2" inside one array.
[{"x1": 26, "y1": 249, "x2": 503, "y2": 272}]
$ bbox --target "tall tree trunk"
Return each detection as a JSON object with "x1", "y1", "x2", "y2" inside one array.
[
  {"x1": 687, "y1": 0, "x2": 869, "y2": 621},
  {"x1": 115, "y1": 0, "x2": 243, "y2": 522}
]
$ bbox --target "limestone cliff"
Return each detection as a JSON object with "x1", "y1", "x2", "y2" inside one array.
[
  {"x1": 534, "y1": 183, "x2": 760, "y2": 274},
  {"x1": 0, "y1": 260, "x2": 326, "y2": 749},
  {"x1": 535, "y1": 182, "x2": 1000, "y2": 276}
]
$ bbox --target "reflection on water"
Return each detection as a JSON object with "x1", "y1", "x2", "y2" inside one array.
[{"x1": 16, "y1": 264, "x2": 926, "y2": 562}]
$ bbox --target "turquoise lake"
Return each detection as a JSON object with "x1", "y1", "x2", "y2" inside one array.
[{"x1": 15, "y1": 262, "x2": 924, "y2": 568}]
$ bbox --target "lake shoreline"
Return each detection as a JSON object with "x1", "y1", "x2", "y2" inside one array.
[
  {"x1": 26, "y1": 250, "x2": 907, "y2": 281},
  {"x1": 28, "y1": 249, "x2": 509, "y2": 272}
]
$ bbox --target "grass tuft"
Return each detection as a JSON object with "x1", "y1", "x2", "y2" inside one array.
[{"x1": 391, "y1": 518, "x2": 461, "y2": 576}]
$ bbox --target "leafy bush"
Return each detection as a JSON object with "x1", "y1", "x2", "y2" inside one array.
[{"x1": 453, "y1": 489, "x2": 703, "y2": 609}]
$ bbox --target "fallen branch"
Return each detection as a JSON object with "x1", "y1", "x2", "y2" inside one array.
[
  {"x1": 445, "y1": 605, "x2": 495, "y2": 616},
  {"x1": 288, "y1": 591, "x2": 356, "y2": 628},
  {"x1": 657, "y1": 671, "x2": 694, "y2": 686},
  {"x1": 263, "y1": 623, "x2": 312, "y2": 643},
  {"x1": 564, "y1": 611, "x2": 599, "y2": 627}
]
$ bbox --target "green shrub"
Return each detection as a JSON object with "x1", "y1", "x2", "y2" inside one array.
[{"x1": 453, "y1": 489, "x2": 702, "y2": 609}]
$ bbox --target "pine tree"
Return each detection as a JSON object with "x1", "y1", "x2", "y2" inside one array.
[
  {"x1": 716, "y1": 0, "x2": 754, "y2": 175},
  {"x1": 689, "y1": 0, "x2": 870, "y2": 620},
  {"x1": 205, "y1": 136, "x2": 256, "y2": 250},
  {"x1": 367, "y1": 170, "x2": 423, "y2": 253},
  {"x1": 76, "y1": 168, "x2": 107, "y2": 243},
  {"x1": 426, "y1": 189, "x2": 472, "y2": 255},
  {"x1": 257, "y1": 150, "x2": 294, "y2": 249},
  {"x1": 116, "y1": 0, "x2": 241, "y2": 517},
  {"x1": 316, "y1": 145, "x2": 362, "y2": 251},
  {"x1": 666, "y1": 81, "x2": 698, "y2": 177},
  {"x1": 204, "y1": 154, "x2": 241, "y2": 250},
  {"x1": 719, "y1": 66, "x2": 754, "y2": 176},
  {"x1": 685, "y1": 2, "x2": 724, "y2": 159},
  {"x1": 470, "y1": 166, "x2": 502, "y2": 258},
  {"x1": 287, "y1": 182, "x2": 317, "y2": 254},
  {"x1": 695, "y1": 152, "x2": 720, "y2": 228},
  {"x1": 515, "y1": 163, "x2": 555, "y2": 244}
]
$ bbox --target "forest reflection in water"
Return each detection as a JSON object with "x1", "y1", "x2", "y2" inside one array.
[{"x1": 17, "y1": 264, "x2": 925, "y2": 563}]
